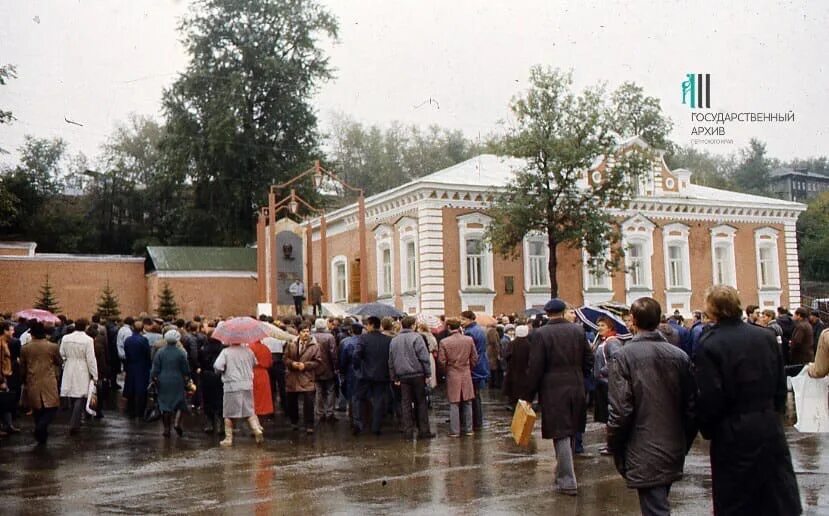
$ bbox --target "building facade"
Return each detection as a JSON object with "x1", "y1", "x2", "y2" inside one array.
[
  {"x1": 770, "y1": 167, "x2": 829, "y2": 202},
  {"x1": 262, "y1": 140, "x2": 805, "y2": 317}
]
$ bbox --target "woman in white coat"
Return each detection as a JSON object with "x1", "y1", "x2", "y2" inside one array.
[{"x1": 60, "y1": 318, "x2": 98, "y2": 434}]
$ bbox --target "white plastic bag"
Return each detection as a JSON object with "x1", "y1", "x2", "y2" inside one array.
[
  {"x1": 85, "y1": 380, "x2": 98, "y2": 417},
  {"x1": 790, "y1": 366, "x2": 829, "y2": 433}
]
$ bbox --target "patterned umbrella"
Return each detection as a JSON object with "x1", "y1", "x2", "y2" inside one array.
[
  {"x1": 212, "y1": 316, "x2": 269, "y2": 345},
  {"x1": 575, "y1": 306, "x2": 632, "y2": 339},
  {"x1": 415, "y1": 312, "x2": 441, "y2": 329},
  {"x1": 473, "y1": 312, "x2": 497, "y2": 326},
  {"x1": 14, "y1": 308, "x2": 60, "y2": 324}
]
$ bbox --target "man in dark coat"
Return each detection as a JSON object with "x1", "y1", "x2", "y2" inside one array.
[
  {"x1": 608, "y1": 297, "x2": 697, "y2": 516},
  {"x1": 526, "y1": 298, "x2": 593, "y2": 496},
  {"x1": 123, "y1": 320, "x2": 152, "y2": 419},
  {"x1": 353, "y1": 316, "x2": 392, "y2": 435},
  {"x1": 502, "y1": 324, "x2": 532, "y2": 408},
  {"x1": 461, "y1": 311, "x2": 489, "y2": 430},
  {"x1": 695, "y1": 285, "x2": 801, "y2": 515},
  {"x1": 790, "y1": 306, "x2": 814, "y2": 366},
  {"x1": 808, "y1": 310, "x2": 825, "y2": 354}
]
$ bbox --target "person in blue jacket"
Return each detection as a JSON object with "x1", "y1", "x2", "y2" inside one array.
[{"x1": 460, "y1": 310, "x2": 489, "y2": 430}]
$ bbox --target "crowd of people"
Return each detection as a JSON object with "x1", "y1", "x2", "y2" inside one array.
[{"x1": 0, "y1": 283, "x2": 824, "y2": 515}]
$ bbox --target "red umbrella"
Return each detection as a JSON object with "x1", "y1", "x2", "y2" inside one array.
[
  {"x1": 14, "y1": 308, "x2": 60, "y2": 324},
  {"x1": 212, "y1": 316, "x2": 269, "y2": 345}
]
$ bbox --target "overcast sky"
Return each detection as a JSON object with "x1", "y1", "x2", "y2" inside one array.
[{"x1": 1, "y1": 0, "x2": 827, "y2": 169}]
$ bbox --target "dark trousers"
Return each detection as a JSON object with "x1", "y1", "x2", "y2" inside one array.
[
  {"x1": 399, "y1": 376, "x2": 430, "y2": 436},
  {"x1": 637, "y1": 484, "x2": 671, "y2": 516},
  {"x1": 286, "y1": 391, "x2": 315, "y2": 429},
  {"x1": 594, "y1": 381, "x2": 609, "y2": 423},
  {"x1": 32, "y1": 407, "x2": 58, "y2": 444},
  {"x1": 126, "y1": 393, "x2": 147, "y2": 419},
  {"x1": 354, "y1": 381, "x2": 390, "y2": 434},
  {"x1": 312, "y1": 302, "x2": 322, "y2": 317},
  {"x1": 470, "y1": 380, "x2": 484, "y2": 429},
  {"x1": 68, "y1": 397, "x2": 86, "y2": 430},
  {"x1": 270, "y1": 356, "x2": 286, "y2": 413},
  {"x1": 293, "y1": 296, "x2": 303, "y2": 316}
]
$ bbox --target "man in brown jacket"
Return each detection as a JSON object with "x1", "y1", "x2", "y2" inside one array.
[
  {"x1": 790, "y1": 307, "x2": 815, "y2": 366},
  {"x1": 284, "y1": 323, "x2": 321, "y2": 433},
  {"x1": 20, "y1": 321, "x2": 62, "y2": 445},
  {"x1": 437, "y1": 318, "x2": 478, "y2": 437},
  {"x1": 313, "y1": 318, "x2": 338, "y2": 423}
]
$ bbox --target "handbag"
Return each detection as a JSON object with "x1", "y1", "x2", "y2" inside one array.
[
  {"x1": 144, "y1": 382, "x2": 161, "y2": 423},
  {"x1": 511, "y1": 399, "x2": 537, "y2": 446}
]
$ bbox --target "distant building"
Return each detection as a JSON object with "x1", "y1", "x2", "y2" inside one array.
[{"x1": 770, "y1": 167, "x2": 829, "y2": 202}]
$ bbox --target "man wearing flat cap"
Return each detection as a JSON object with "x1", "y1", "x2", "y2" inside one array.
[{"x1": 526, "y1": 298, "x2": 594, "y2": 496}]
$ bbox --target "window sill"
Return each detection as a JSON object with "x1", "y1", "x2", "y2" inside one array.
[
  {"x1": 665, "y1": 287, "x2": 692, "y2": 293},
  {"x1": 626, "y1": 286, "x2": 653, "y2": 292},
  {"x1": 759, "y1": 286, "x2": 782, "y2": 292},
  {"x1": 377, "y1": 294, "x2": 394, "y2": 300},
  {"x1": 584, "y1": 288, "x2": 613, "y2": 293},
  {"x1": 401, "y1": 290, "x2": 419, "y2": 297},
  {"x1": 461, "y1": 288, "x2": 496, "y2": 294},
  {"x1": 525, "y1": 287, "x2": 551, "y2": 293}
]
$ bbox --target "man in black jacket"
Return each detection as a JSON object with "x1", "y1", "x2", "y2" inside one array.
[
  {"x1": 353, "y1": 316, "x2": 392, "y2": 435},
  {"x1": 607, "y1": 297, "x2": 696, "y2": 515},
  {"x1": 695, "y1": 286, "x2": 801, "y2": 515}
]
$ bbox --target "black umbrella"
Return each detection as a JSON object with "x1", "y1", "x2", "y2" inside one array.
[
  {"x1": 524, "y1": 307, "x2": 544, "y2": 317},
  {"x1": 347, "y1": 302, "x2": 406, "y2": 318}
]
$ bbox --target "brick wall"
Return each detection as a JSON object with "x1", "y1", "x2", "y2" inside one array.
[
  {"x1": 0, "y1": 257, "x2": 146, "y2": 319},
  {"x1": 146, "y1": 274, "x2": 258, "y2": 320}
]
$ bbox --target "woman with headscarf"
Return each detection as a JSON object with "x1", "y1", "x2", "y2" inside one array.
[
  {"x1": 150, "y1": 329, "x2": 190, "y2": 438},
  {"x1": 502, "y1": 324, "x2": 532, "y2": 408},
  {"x1": 214, "y1": 338, "x2": 264, "y2": 446}
]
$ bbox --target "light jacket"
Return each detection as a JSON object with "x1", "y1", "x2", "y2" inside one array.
[
  {"x1": 60, "y1": 330, "x2": 98, "y2": 398},
  {"x1": 388, "y1": 329, "x2": 431, "y2": 381},
  {"x1": 214, "y1": 345, "x2": 256, "y2": 393}
]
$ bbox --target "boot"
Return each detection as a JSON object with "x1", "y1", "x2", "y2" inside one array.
[
  {"x1": 162, "y1": 413, "x2": 171, "y2": 438},
  {"x1": 203, "y1": 411, "x2": 216, "y2": 434},
  {"x1": 220, "y1": 419, "x2": 233, "y2": 447},
  {"x1": 174, "y1": 411, "x2": 183, "y2": 437},
  {"x1": 216, "y1": 414, "x2": 225, "y2": 436},
  {"x1": 248, "y1": 416, "x2": 264, "y2": 444}
]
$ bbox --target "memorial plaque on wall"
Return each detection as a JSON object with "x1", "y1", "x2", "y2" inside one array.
[{"x1": 276, "y1": 230, "x2": 304, "y2": 306}]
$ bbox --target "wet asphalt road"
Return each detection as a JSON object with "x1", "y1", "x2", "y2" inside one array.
[{"x1": 0, "y1": 389, "x2": 827, "y2": 515}]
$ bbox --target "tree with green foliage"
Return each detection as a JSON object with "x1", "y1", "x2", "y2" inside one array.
[
  {"x1": 95, "y1": 282, "x2": 121, "y2": 320},
  {"x1": 156, "y1": 282, "x2": 180, "y2": 320},
  {"x1": 34, "y1": 275, "x2": 61, "y2": 314},
  {"x1": 797, "y1": 192, "x2": 829, "y2": 281},
  {"x1": 486, "y1": 67, "x2": 654, "y2": 297},
  {"x1": 666, "y1": 145, "x2": 735, "y2": 189},
  {"x1": 0, "y1": 64, "x2": 17, "y2": 154},
  {"x1": 326, "y1": 114, "x2": 484, "y2": 196},
  {"x1": 161, "y1": 0, "x2": 338, "y2": 245},
  {"x1": 609, "y1": 81, "x2": 674, "y2": 152},
  {"x1": 731, "y1": 138, "x2": 771, "y2": 195}
]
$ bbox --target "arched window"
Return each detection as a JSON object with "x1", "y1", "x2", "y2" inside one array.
[{"x1": 621, "y1": 214, "x2": 655, "y2": 305}]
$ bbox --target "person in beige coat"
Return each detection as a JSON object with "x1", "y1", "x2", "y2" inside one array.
[
  {"x1": 284, "y1": 323, "x2": 321, "y2": 433},
  {"x1": 807, "y1": 327, "x2": 829, "y2": 379},
  {"x1": 438, "y1": 318, "x2": 478, "y2": 437},
  {"x1": 60, "y1": 318, "x2": 99, "y2": 434},
  {"x1": 20, "y1": 321, "x2": 62, "y2": 445}
]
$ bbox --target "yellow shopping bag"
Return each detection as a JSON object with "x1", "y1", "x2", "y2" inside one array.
[{"x1": 511, "y1": 399, "x2": 537, "y2": 446}]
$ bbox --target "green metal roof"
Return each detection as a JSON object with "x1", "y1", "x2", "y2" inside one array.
[{"x1": 146, "y1": 246, "x2": 256, "y2": 272}]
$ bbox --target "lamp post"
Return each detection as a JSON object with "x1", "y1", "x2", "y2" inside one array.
[{"x1": 268, "y1": 160, "x2": 368, "y2": 304}]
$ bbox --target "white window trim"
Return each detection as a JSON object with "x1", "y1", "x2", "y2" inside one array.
[
  {"x1": 621, "y1": 215, "x2": 655, "y2": 302},
  {"x1": 755, "y1": 227, "x2": 781, "y2": 290},
  {"x1": 330, "y1": 255, "x2": 349, "y2": 303},
  {"x1": 582, "y1": 249, "x2": 613, "y2": 292},
  {"x1": 374, "y1": 225, "x2": 394, "y2": 299},
  {"x1": 458, "y1": 213, "x2": 494, "y2": 292},
  {"x1": 710, "y1": 225, "x2": 737, "y2": 287},
  {"x1": 523, "y1": 233, "x2": 550, "y2": 291},
  {"x1": 396, "y1": 217, "x2": 419, "y2": 295},
  {"x1": 662, "y1": 223, "x2": 692, "y2": 290}
]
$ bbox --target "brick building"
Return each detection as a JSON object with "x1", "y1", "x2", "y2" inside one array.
[{"x1": 259, "y1": 139, "x2": 806, "y2": 317}]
